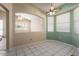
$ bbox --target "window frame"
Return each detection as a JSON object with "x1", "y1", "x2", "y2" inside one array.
[
  {"x1": 56, "y1": 12, "x2": 70, "y2": 32},
  {"x1": 47, "y1": 16, "x2": 54, "y2": 32},
  {"x1": 73, "y1": 6, "x2": 79, "y2": 34},
  {"x1": 15, "y1": 16, "x2": 31, "y2": 33}
]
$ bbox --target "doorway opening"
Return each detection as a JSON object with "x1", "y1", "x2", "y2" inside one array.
[{"x1": 0, "y1": 4, "x2": 9, "y2": 50}]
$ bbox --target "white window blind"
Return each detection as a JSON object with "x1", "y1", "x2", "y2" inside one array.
[
  {"x1": 15, "y1": 13, "x2": 42, "y2": 32},
  {"x1": 48, "y1": 16, "x2": 54, "y2": 32},
  {"x1": 56, "y1": 13, "x2": 70, "y2": 32},
  {"x1": 74, "y1": 7, "x2": 79, "y2": 33},
  {"x1": 31, "y1": 18, "x2": 42, "y2": 32},
  {"x1": 0, "y1": 20, "x2": 3, "y2": 35},
  {"x1": 15, "y1": 16, "x2": 31, "y2": 33}
]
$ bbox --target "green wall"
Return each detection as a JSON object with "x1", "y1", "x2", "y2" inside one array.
[
  {"x1": 47, "y1": 32, "x2": 72, "y2": 44},
  {"x1": 47, "y1": 3, "x2": 79, "y2": 47},
  {"x1": 72, "y1": 34, "x2": 79, "y2": 47}
]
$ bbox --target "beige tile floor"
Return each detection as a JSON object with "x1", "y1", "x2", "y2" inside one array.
[{"x1": 0, "y1": 40, "x2": 76, "y2": 56}]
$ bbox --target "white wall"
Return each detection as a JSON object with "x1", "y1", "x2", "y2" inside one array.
[
  {"x1": 15, "y1": 13, "x2": 43, "y2": 46},
  {"x1": 13, "y1": 4, "x2": 46, "y2": 46},
  {"x1": 1, "y1": 3, "x2": 46, "y2": 47},
  {"x1": 2, "y1": 3, "x2": 14, "y2": 48}
]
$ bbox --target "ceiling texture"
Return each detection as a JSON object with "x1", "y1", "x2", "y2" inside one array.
[
  {"x1": 32, "y1": 3, "x2": 64, "y2": 13},
  {"x1": 0, "y1": 6, "x2": 6, "y2": 12}
]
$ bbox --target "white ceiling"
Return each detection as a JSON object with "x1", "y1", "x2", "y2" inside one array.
[
  {"x1": 0, "y1": 6, "x2": 6, "y2": 12},
  {"x1": 32, "y1": 3, "x2": 64, "y2": 13}
]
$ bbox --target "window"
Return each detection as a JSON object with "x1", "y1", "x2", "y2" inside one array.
[
  {"x1": 31, "y1": 18, "x2": 42, "y2": 32},
  {"x1": 15, "y1": 16, "x2": 31, "y2": 33},
  {"x1": 15, "y1": 13, "x2": 42, "y2": 32},
  {"x1": 56, "y1": 13, "x2": 70, "y2": 32},
  {"x1": 74, "y1": 7, "x2": 79, "y2": 33},
  {"x1": 0, "y1": 20, "x2": 3, "y2": 35},
  {"x1": 48, "y1": 16, "x2": 54, "y2": 32}
]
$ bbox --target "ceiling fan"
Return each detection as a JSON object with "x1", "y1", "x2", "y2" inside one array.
[{"x1": 47, "y1": 3, "x2": 60, "y2": 16}]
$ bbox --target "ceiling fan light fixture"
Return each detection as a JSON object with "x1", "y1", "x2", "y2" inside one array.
[
  {"x1": 48, "y1": 11, "x2": 56, "y2": 16},
  {"x1": 52, "y1": 11, "x2": 56, "y2": 15},
  {"x1": 17, "y1": 15, "x2": 23, "y2": 20},
  {"x1": 49, "y1": 11, "x2": 53, "y2": 15},
  {"x1": 47, "y1": 3, "x2": 60, "y2": 16},
  {"x1": 50, "y1": 6, "x2": 54, "y2": 11}
]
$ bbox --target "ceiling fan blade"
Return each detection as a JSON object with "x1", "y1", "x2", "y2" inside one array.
[
  {"x1": 53, "y1": 9, "x2": 59, "y2": 12},
  {"x1": 55, "y1": 7, "x2": 62, "y2": 11}
]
